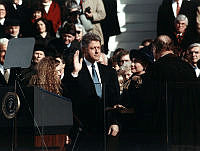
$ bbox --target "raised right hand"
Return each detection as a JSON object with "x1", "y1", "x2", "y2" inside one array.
[{"x1": 72, "y1": 50, "x2": 83, "y2": 75}]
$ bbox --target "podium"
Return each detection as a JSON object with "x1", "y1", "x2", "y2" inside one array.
[{"x1": 0, "y1": 86, "x2": 73, "y2": 150}]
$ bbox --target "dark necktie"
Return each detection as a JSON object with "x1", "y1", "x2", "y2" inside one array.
[{"x1": 91, "y1": 64, "x2": 102, "y2": 98}]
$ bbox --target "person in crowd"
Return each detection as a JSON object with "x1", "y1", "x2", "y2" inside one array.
[
  {"x1": 139, "y1": 39, "x2": 154, "y2": 49},
  {"x1": 108, "y1": 48, "x2": 125, "y2": 71},
  {"x1": 117, "y1": 47, "x2": 153, "y2": 107},
  {"x1": 0, "y1": 49, "x2": 6, "y2": 66},
  {"x1": 19, "y1": 3, "x2": 44, "y2": 37},
  {"x1": 169, "y1": 14, "x2": 197, "y2": 56},
  {"x1": 31, "y1": 4, "x2": 44, "y2": 23},
  {"x1": 118, "y1": 48, "x2": 154, "y2": 151},
  {"x1": 5, "y1": 0, "x2": 31, "y2": 36},
  {"x1": 32, "y1": 44, "x2": 46, "y2": 65},
  {"x1": 101, "y1": 0, "x2": 121, "y2": 54},
  {"x1": 109, "y1": 49, "x2": 130, "y2": 90},
  {"x1": 117, "y1": 49, "x2": 131, "y2": 68},
  {"x1": 39, "y1": 0, "x2": 61, "y2": 34},
  {"x1": 81, "y1": 0, "x2": 106, "y2": 44},
  {"x1": 185, "y1": 43, "x2": 200, "y2": 78},
  {"x1": 149, "y1": 34, "x2": 196, "y2": 81},
  {"x1": 0, "y1": 2, "x2": 7, "y2": 37},
  {"x1": 4, "y1": 18, "x2": 22, "y2": 39},
  {"x1": 33, "y1": 18, "x2": 54, "y2": 48},
  {"x1": 108, "y1": 55, "x2": 119, "y2": 71},
  {"x1": 63, "y1": 33, "x2": 120, "y2": 151},
  {"x1": 98, "y1": 51, "x2": 108, "y2": 65},
  {"x1": 108, "y1": 48, "x2": 127, "y2": 93},
  {"x1": 63, "y1": 0, "x2": 81, "y2": 24},
  {"x1": 55, "y1": 53, "x2": 66, "y2": 80},
  {"x1": 47, "y1": 22, "x2": 80, "y2": 69},
  {"x1": 157, "y1": 0, "x2": 197, "y2": 36},
  {"x1": 117, "y1": 60, "x2": 132, "y2": 94},
  {"x1": 6, "y1": 0, "x2": 30, "y2": 18},
  {"x1": 196, "y1": 1, "x2": 200, "y2": 35},
  {"x1": 75, "y1": 23, "x2": 86, "y2": 42},
  {"x1": 0, "y1": 38, "x2": 8, "y2": 66},
  {"x1": 21, "y1": 43, "x2": 46, "y2": 86},
  {"x1": 0, "y1": 37, "x2": 16, "y2": 86},
  {"x1": 0, "y1": 38, "x2": 8, "y2": 86}
]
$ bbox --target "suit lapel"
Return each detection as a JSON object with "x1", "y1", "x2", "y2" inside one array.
[
  {"x1": 81, "y1": 61, "x2": 99, "y2": 96},
  {"x1": 97, "y1": 63, "x2": 107, "y2": 98},
  {"x1": 180, "y1": 1, "x2": 187, "y2": 13},
  {"x1": 81, "y1": 61, "x2": 95, "y2": 88},
  {"x1": 0, "y1": 72, "x2": 7, "y2": 86}
]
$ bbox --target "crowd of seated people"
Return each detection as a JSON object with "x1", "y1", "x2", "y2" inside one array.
[{"x1": 1, "y1": 0, "x2": 200, "y2": 150}]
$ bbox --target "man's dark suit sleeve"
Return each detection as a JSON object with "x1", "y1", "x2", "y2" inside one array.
[{"x1": 103, "y1": 66, "x2": 120, "y2": 126}]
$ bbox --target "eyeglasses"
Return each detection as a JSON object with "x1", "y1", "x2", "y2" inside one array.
[
  {"x1": 70, "y1": 11, "x2": 81, "y2": 16},
  {"x1": 76, "y1": 30, "x2": 81, "y2": 34}
]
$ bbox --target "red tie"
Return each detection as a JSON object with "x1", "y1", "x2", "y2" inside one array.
[
  {"x1": 80, "y1": 0, "x2": 83, "y2": 5},
  {"x1": 176, "y1": 1, "x2": 180, "y2": 16}
]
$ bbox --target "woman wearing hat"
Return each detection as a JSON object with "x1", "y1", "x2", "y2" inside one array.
[{"x1": 118, "y1": 47, "x2": 154, "y2": 151}]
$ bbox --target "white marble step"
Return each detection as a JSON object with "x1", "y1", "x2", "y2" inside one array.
[
  {"x1": 120, "y1": 0, "x2": 162, "y2": 5},
  {"x1": 108, "y1": 0, "x2": 162, "y2": 56},
  {"x1": 124, "y1": 23, "x2": 156, "y2": 32},
  {"x1": 116, "y1": 41, "x2": 141, "y2": 50},
  {"x1": 124, "y1": 4, "x2": 160, "y2": 14},
  {"x1": 116, "y1": 31, "x2": 156, "y2": 42},
  {"x1": 126, "y1": 13, "x2": 158, "y2": 23}
]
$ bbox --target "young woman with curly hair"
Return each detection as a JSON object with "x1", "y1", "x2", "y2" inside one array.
[{"x1": 29, "y1": 56, "x2": 62, "y2": 95}]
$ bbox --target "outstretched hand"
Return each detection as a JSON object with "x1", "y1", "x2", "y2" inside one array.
[
  {"x1": 72, "y1": 50, "x2": 83, "y2": 75},
  {"x1": 108, "y1": 124, "x2": 119, "y2": 137}
]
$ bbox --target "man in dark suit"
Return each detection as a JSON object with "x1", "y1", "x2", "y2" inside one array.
[
  {"x1": 63, "y1": 33, "x2": 120, "y2": 151},
  {"x1": 149, "y1": 35, "x2": 196, "y2": 81},
  {"x1": 4, "y1": 18, "x2": 22, "y2": 39},
  {"x1": 157, "y1": 0, "x2": 197, "y2": 36},
  {"x1": 144, "y1": 35, "x2": 197, "y2": 150},
  {"x1": 169, "y1": 14, "x2": 197, "y2": 56},
  {"x1": 5, "y1": 0, "x2": 31, "y2": 36},
  {"x1": 47, "y1": 23, "x2": 80, "y2": 70},
  {"x1": 0, "y1": 2, "x2": 7, "y2": 38},
  {"x1": 0, "y1": 38, "x2": 16, "y2": 86},
  {"x1": 185, "y1": 43, "x2": 200, "y2": 78},
  {"x1": 101, "y1": 0, "x2": 121, "y2": 54}
]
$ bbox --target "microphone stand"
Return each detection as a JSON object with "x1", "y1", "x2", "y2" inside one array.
[
  {"x1": 71, "y1": 114, "x2": 84, "y2": 151},
  {"x1": 11, "y1": 68, "x2": 48, "y2": 151}
]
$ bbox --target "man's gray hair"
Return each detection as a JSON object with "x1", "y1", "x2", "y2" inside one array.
[
  {"x1": 174, "y1": 14, "x2": 188, "y2": 26},
  {"x1": 0, "y1": 38, "x2": 9, "y2": 45},
  {"x1": 188, "y1": 43, "x2": 200, "y2": 50}
]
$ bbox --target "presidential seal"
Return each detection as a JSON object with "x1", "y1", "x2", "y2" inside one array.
[{"x1": 2, "y1": 92, "x2": 20, "y2": 119}]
